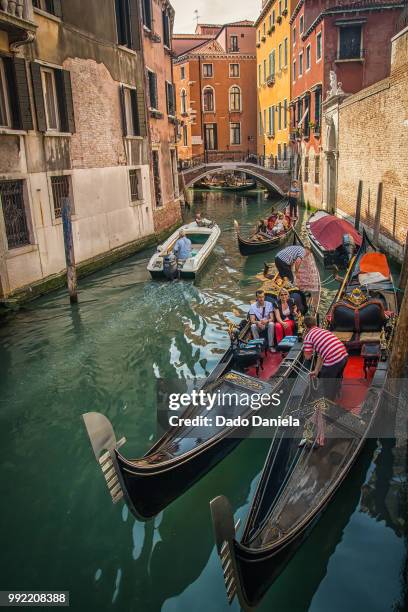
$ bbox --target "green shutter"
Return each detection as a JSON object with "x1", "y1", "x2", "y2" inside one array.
[
  {"x1": 129, "y1": 0, "x2": 141, "y2": 51},
  {"x1": 119, "y1": 85, "x2": 127, "y2": 136},
  {"x1": 130, "y1": 89, "x2": 140, "y2": 136},
  {"x1": 52, "y1": 0, "x2": 62, "y2": 18},
  {"x1": 30, "y1": 62, "x2": 47, "y2": 132}
]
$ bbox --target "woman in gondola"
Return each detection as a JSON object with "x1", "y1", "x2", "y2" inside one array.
[{"x1": 274, "y1": 288, "x2": 297, "y2": 344}]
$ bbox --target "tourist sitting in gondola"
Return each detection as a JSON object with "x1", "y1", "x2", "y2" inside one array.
[
  {"x1": 257, "y1": 219, "x2": 268, "y2": 234},
  {"x1": 249, "y1": 290, "x2": 276, "y2": 352},
  {"x1": 303, "y1": 315, "x2": 349, "y2": 402},
  {"x1": 269, "y1": 212, "x2": 286, "y2": 236},
  {"x1": 275, "y1": 244, "x2": 307, "y2": 284},
  {"x1": 274, "y1": 288, "x2": 297, "y2": 344}
]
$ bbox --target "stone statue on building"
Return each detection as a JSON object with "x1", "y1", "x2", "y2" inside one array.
[{"x1": 326, "y1": 70, "x2": 344, "y2": 99}]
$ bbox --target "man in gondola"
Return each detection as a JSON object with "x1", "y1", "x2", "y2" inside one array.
[
  {"x1": 275, "y1": 244, "x2": 307, "y2": 284},
  {"x1": 249, "y1": 290, "x2": 276, "y2": 352},
  {"x1": 303, "y1": 315, "x2": 348, "y2": 401}
]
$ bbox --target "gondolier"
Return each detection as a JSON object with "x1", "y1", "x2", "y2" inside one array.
[
  {"x1": 287, "y1": 179, "x2": 300, "y2": 220},
  {"x1": 249, "y1": 290, "x2": 276, "y2": 352},
  {"x1": 303, "y1": 315, "x2": 348, "y2": 400},
  {"x1": 275, "y1": 244, "x2": 306, "y2": 283}
]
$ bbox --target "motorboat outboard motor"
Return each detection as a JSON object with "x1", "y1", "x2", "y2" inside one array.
[
  {"x1": 163, "y1": 253, "x2": 178, "y2": 281},
  {"x1": 342, "y1": 233, "x2": 356, "y2": 265}
]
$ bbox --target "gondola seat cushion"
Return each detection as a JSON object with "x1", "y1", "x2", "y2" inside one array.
[{"x1": 331, "y1": 299, "x2": 386, "y2": 333}]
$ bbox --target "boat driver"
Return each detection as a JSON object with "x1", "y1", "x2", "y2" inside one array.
[
  {"x1": 195, "y1": 212, "x2": 213, "y2": 228},
  {"x1": 249, "y1": 290, "x2": 276, "y2": 352},
  {"x1": 173, "y1": 230, "x2": 192, "y2": 263}
]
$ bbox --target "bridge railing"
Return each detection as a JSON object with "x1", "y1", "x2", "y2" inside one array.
[{"x1": 179, "y1": 151, "x2": 293, "y2": 173}]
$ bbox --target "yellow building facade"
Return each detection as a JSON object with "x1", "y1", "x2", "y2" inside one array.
[{"x1": 255, "y1": 0, "x2": 292, "y2": 164}]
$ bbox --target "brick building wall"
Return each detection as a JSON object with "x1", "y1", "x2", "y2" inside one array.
[{"x1": 336, "y1": 25, "x2": 408, "y2": 261}]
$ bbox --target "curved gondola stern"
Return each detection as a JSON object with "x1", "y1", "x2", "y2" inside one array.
[
  {"x1": 210, "y1": 496, "x2": 255, "y2": 612},
  {"x1": 82, "y1": 412, "x2": 126, "y2": 505}
]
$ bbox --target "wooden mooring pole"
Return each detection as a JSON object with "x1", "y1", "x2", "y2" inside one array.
[
  {"x1": 389, "y1": 232, "x2": 408, "y2": 379},
  {"x1": 373, "y1": 182, "x2": 383, "y2": 246},
  {"x1": 355, "y1": 180, "x2": 363, "y2": 231},
  {"x1": 61, "y1": 196, "x2": 78, "y2": 304}
]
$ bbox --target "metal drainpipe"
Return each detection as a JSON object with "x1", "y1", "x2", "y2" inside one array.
[{"x1": 198, "y1": 55, "x2": 205, "y2": 164}]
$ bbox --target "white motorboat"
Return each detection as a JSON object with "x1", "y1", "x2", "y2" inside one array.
[{"x1": 147, "y1": 221, "x2": 221, "y2": 279}]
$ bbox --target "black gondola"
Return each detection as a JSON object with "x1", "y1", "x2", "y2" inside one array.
[
  {"x1": 82, "y1": 238, "x2": 320, "y2": 521},
  {"x1": 235, "y1": 212, "x2": 297, "y2": 256},
  {"x1": 211, "y1": 231, "x2": 398, "y2": 610}
]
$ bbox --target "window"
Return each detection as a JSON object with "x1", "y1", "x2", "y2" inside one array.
[
  {"x1": 0, "y1": 180, "x2": 30, "y2": 249},
  {"x1": 269, "y1": 51, "x2": 275, "y2": 76},
  {"x1": 316, "y1": 32, "x2": 322, "y2": 61},
  {"x1": 263, "y1": 109, "x2": 267, "y2": 133},
  {"x1": 121, "y1": 86, "x2": 141, "y2": 136},
  {"x1": 314, "y1": 155, "x2": 320, "y2": 184},
  {"x1": 166, "y1": 81, "x2": 175, "y2": 116},
  {"x1": 339, "y1": 25, "x2": 362, "y2": 60},
  {"x1": 272, "y1": 9, "x2": 275, "y2": 24},
  {"x1": 263, "y1": 23, "x2": 266, "y2": 37},
  {"x1": 203, "y1": 87, "x2": 214, "y2": 112},
  {"x1": 279, "y1": 0, "x2": 282, "y2": 15},
  {"x1": 204, "y1": 123, "x2": 217, "y2": 150},
  {"x1": 258, "y1": 30, "x2": 261, "y2": 43},
  {"x1": 299, "y1": 14, "x2": 304, "y2": 33},
  {"x1": 284, "y1": 37, "x2": 288, "y2": 66},
  {"x1": 162, "y1": 10, "x2": 171, "y2": 48},
  {"x1": 297, "y1": 98, "x2": 303, "y2": 125},
  {"x1": 278, "y1": 102, "x2": 282, "y2": 130},
  {"x1": 51, "y1": 175, "x2": 71, "y2": 219},
  {"x1": 314, "y1": 87, "x2": 322, "y2": 128},
  {"x1": 182, "y1": 125, "x2": 188, "y2": 146},
  {"x1": 229, "y1": 86, "x2": 241, "y2": 112},
  {"x1": 278, "y1": 143, "x2": 282, "y2": 160},
  {"x1": 203, "y1": 63, "x2": 213, "y2": 78},
  {"x1": 180, "y1": 89, "x2": 187, "y2": 114},
  {"x1": 115, "y1": 0, "x2": 139, "y2": 49},
  {"x1": 258, "y1": 64, "x2": 261, "y2": 86},
  {"x1": 258, "y1": 111, "x2": 262, "y2": 135},
  {"x1": 141, "y1": 0, "x2": 152, "y2": 30},
  {"x1": 230, "y1": 122, "x2": 241, "y2": 145},
  {"x1": 170, "y1": 149, "x2": 178, "y2": 197},
  {"x1": 230, "y1": 35, "x2": 239, "y2": 52},
  {"x1": 283, "y1": 99, "x2": 287, "y2": 129},
  {"x1": 292, "y1": 59, "x2": 296, "y2": 81},
  {"x1": 293, "y1": 26, "x2": 296, "y2": 45},
  {"x1": 180, "y1": 66, "x2": 186, "y2": 80},
  {"x1": 0, "y1": 59, "x2": 11, "y2": 128},
  {"x1": 306, "y1": 44, "x2": 311, "y2": 71},
  {"x1": 278, "y1": 43, "x2": 282, "y2": 70},
  {"x1": 152, "y1": 150, "x2": 162, "y2": 207},
  {"x1": 283, "y1": 143, "x2": 287, "y2": 160},
  {"x1": 268, "y1": 14, "x2": 272, "y2": 29},
  {"x1": 41, "y1": 68, "x2": 59, "y2": 131},
  {"x1": 299, "y1": 51, "x2": 303, "y2": 76},
  {"x1": 304, "y1": 156, "x2": 309, "y2": 182},
  {"x1": 147, "y1": 70, "x2": 158, "y2": 110},
  {"x1": 129, "y1": 169, "x2": 142, "y2": 202},
  {"x1": 33, "y1": 0, "x2": 61, "y2": 16},
  {"x1": 263, "y1": 59, "x2": 267, "y2": 82},
  {"x1": 230, "y1": 63, "x2": 240, "y2": 77},
  {"x1": 268, "y1": 105, "x2": 275, "y2": 135},
  {"x1": 304, "y1": 94, "x2": 310, "y2": 137}
]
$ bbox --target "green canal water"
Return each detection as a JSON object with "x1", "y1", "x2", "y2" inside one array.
[{"x1": 0, "y1": 190, "x2": 406, "y2": 612}]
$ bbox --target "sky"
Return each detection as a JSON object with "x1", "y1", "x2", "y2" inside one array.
[{"x1": 171, "y1": 0, "x2": 260, "y2": 34}]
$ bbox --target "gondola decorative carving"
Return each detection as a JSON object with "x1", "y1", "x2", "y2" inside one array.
[{"x1": 346, "y1": 287, "x2": 368, "y2": 307}]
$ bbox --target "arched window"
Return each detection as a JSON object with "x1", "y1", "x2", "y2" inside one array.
[
  {"x1": 180, "y1": 89, "x2": 187, "y2": 114},
  {"x1": 229, "y1": 86, "x2": 241, "y2": 112},
  {"x1": 203, "y1": 86, "x2": 215, "y2": 112}
]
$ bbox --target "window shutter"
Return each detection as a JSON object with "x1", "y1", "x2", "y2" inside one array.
[
  {"x1": 153, "y1": 73, "x2": 158, "y2": 109},
  {"x1": 52, "y1": 0, "x2": 62, "y2": 18},
  {"x1": 119, "y1": 85, "x2": 128, "y2": 136},
  {"x1": 30, "y1": 62, "x2": 47, "y2": 132},
  {"x1": 129, "y1": 0, "x2": 141, "y2": 51},
  {"x1": 13, "y1": 58, "x2": 33, "y2": 130},
  {"x1": 130, "y1": 89, "x2": 140, "y2": 136},
  {"x1": 55, "y1": 69, "x2": 76, "y2": 133},
  {"x1": 136, "y1": 90, "x2": 147, "y2": 136}
]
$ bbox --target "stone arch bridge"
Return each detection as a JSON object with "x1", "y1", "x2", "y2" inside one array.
[{"x1": 181, "y1": 161, "x2": 291, "y2": 196}]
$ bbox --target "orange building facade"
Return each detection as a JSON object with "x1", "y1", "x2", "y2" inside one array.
[{"x1": 173, "y1": 22, "x2": 257, "y2": 162}]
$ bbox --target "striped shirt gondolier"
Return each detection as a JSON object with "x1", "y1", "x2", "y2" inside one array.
[
  {"x1": 277, "y1": 245, "x2": 305, "y2": 265},
  {"x1": 303, "y1": 327, "x2": 348, "y2": 367}
]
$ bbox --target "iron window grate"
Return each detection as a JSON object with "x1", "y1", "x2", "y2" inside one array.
[
  {"x1": 0, "y1": 180, "x2": 30, "y2": 249},
  {"x1": 129, "y1": 169, "x2": 140, "y2": 201},
  {"x1": 51, "y1": 175, "x2": 70, "y2": 219}
]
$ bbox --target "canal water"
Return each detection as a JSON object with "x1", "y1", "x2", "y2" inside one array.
[{"x1": 0, "y1": 190, "x2": 406, "y2": 612}]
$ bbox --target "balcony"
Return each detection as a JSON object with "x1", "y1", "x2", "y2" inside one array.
[
  {"x1": 228, "y1": 47, "x2": 239, "y2": 53},
  {"x1": 266, "y1": 74, "x2": 275, "y2": 86},
  {"x1": 267, "y1": 25, "x2": 275, "y2": 35},
  {"x1": 261, "y1": 35, "x2": 266, "y2": 42},
  {"x1": 276, "y1": 15, "x2": 282, "y2": 24},
  {"x1": 0, "y1": 0, "x2": 36, "y2": 47}
]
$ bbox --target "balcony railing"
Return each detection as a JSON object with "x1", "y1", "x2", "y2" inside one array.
[{"x1": 0, "y1": 0, "x2": 35, "y2": 24}]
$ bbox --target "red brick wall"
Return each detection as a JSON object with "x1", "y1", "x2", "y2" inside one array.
[{"x1": 336, "y1": 31, "x2": 408, "y2": 260}]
